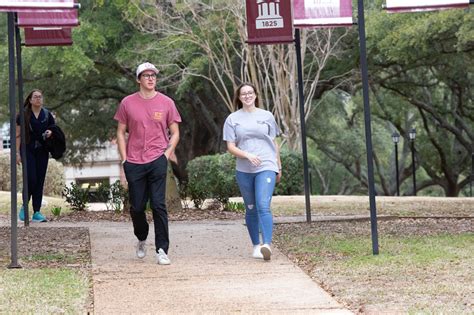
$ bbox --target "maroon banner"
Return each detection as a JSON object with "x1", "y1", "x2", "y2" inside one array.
[
  {"x1": 24, "y1": 27, "x2": 72, "y2": 46},
  {"x1": 17, "y1": 9, "x2": 78, "y2": 27},
  {"x1": 0, "y1": 0, "x2": 76, "y2": 12},
  {"x1": 385, "y1": 0, "x2": 469, "y2": 13},
  {"x1": 293, "y1": 0, "x2": 353, "y2": 28},
  {"x1": 246, "y1": 0, "x2": 294, "y2": 45}
]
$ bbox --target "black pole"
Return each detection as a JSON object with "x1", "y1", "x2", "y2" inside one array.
[
  {"x1": 411, "y1": 140, "x2": 416, "y2": 196},
  {"x1": 357, "y1": 0, "x2": 379, "y2": 254},
  {"x1": 294, "y1": 28, "x2": 312, "y2": 223},
  {"x1": 15, "y1": 15, "x2": 29, "y2": 227},
  {"x1": 395, "y1": 142, "x2": 399, "y2": 196},
  {"x1": 7, "y1": 12, "x2": 21, "y2": 269}
]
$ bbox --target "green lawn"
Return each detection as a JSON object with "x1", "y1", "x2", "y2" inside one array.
[
  {"x1": 0, "y1": 191, "x2": 70, "y2": 218},
  {"x1": 0, "y1": 268, "x2": 90, "y2": 313},
  {"x1": 274, "y1": 219, "x2": 474, "y2": 313}
]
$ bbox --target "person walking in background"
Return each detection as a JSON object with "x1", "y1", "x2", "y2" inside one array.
[
  {"x1": 223, "y1": 82, "x2": 282, "y2": 261},
  {"x1": 114, "y1": 62, "x2": 181, "y2": 265},
  {"x1": 16, "y1": 89, "x2": 54, "y2": 222}
]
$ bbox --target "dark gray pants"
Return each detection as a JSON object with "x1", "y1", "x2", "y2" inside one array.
[{"x1": 123, "y1": 155, "x2": 169, "y2": 253}]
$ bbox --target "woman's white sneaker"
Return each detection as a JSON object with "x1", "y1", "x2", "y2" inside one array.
[
  {"x1": 260, "y1": 244, "x2": 272, "y2": 261},
  {"x1": 252, "y1": 245, "x2": 263, "y2": 259}
]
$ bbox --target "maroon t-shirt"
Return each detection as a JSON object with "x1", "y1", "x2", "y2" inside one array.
[{"x1": 114, "y1": 92, "x2": 181, "y2": 164}]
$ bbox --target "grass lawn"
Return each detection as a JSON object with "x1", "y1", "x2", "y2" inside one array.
[
  {"x1": 0, "y1": 268, "x2": 90, "y2": 314},
  {"x1": 0, "y1": 227, "x2": 91, "y2": 313},
  {"x1": 0, "y1": 191, "x2": 70, "y2": 219},
  {"x1": 274, "y1": 218, "x2": 474, "y2": 313}
]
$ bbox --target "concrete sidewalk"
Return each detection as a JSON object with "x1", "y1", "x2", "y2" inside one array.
[{"x1": 87, "y1": 220, "x2": 352, "y2": 314}]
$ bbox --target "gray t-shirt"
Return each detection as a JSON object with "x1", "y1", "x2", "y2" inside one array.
[{"x1": 223, "y1": 108, "x2": 280, "y2": 173}]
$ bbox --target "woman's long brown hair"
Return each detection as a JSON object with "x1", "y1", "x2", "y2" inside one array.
[
  {"x1": 232, "y1": 83, "x2": 259, "y2": 111},
  {"x1": 21, "y1": 89, "x2": 42, "y2": 144}
]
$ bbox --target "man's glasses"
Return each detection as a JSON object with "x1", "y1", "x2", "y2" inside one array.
[
  {"x1": 240, "y1": 91, "x2": 255, "y2": 97},
  {"x1": 141, "y1": 73, "x2": 157, "y2": 79}
]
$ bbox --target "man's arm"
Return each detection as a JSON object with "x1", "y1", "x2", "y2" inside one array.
[
  {"x1": 164, "y1": 122, "x2": 179, "y2": 160},
  {"x1": 116, "y1": 122, "x2": 127, "y2": 163}
]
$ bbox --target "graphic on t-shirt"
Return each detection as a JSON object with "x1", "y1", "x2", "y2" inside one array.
[{"x1": 153, "y1": 112, "x2": 163, "y2": 121}]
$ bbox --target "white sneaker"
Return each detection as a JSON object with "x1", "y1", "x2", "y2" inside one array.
[
  {"x1": 252, "y1": 245, "x2": 263, "y2": 259},
  {"x1": 260, "y1": 244, "x2": 272, "y2": 261},
  {"x1": 136, "y1": 240, "x2": 146, "y2": 259},
  {"x1": 157, "y1": 248, "x2": 171, "y2": 265}
]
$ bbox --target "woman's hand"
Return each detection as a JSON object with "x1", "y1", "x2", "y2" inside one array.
[
  {"x1": 276, "y1": 169, "x2": 282, "y2": 183},
  {"x1": 245, "y1": 152, "x2": 261, "y2": 167},
  {"x1": 44, "y1": 130, "x2": 52, "y2": 138},
  {"x1": 16, "y1": 152, "x2": 21, "y2": 165}
]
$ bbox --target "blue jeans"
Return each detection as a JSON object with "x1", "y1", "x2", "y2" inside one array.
[{"x1": 236, "y1": 170, "x2": 276, "y2": 245}]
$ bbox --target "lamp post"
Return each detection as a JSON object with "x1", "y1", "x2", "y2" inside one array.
[
  {"x1": 409, "y1": 128, "x2": 417, "y2": 196},
  {"x1": 392, "y1": 132, "x2": 400, "y2": 196},
  {"x1": 470, "y1": 151, "x2": 473, "y2": 197}
]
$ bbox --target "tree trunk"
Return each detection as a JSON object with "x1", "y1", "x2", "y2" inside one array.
[{"x1": 166, "y1": 163, "x2": 182, "y2": 213}]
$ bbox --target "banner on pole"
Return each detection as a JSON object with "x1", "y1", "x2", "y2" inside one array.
[
  {"x1": 385, "y1": 0, "x2": 469, "y2": 12},
  {"x1": 17, "y1": 9, "x2": 79, "y2": 27},
  {"x1": 0, "y1": 0, "x2": 76, "y2": 12},
  {"x1": 293, "y1": 0, "x2": 353, "y2": 27},
  {"x1": 246, "y1": 0, "x2": 294, "y2": 44},
  {"x1": 24, "y1": 27, "x2": 72, "y2": 46}
]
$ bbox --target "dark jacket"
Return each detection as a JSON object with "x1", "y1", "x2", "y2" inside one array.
[{"x1": 44, "y1": 124, "x2": 66, "y2": 160}]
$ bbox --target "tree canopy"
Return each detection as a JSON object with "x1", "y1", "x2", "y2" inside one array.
[{"x1": 0, "y1": 1, "x2": 472, "y2": 196}]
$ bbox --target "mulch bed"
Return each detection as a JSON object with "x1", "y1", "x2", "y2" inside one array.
[
  {"x1": 51, "y1": 207, "x2": 244, "y2": 222},
  {"x1": 0, "y1": 226, "x2": 90, "y2": 269}
]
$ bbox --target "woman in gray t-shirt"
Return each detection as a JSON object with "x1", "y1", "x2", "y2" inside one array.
[{"x1": 223, "y1": 82, "x2": 281, "y2": 261}]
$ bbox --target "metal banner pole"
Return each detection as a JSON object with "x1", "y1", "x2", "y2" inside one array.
[
  {"x1": 15, "y1": 14, "x2": 30, "y2": 227},
  {"x1": 294, "y1": 28, "x2": 312, "y2": 223},
  {"x1": 7, "y1": 11, "x2": 21, "y2": 269},
  {"x1": 357, "y1": 0, "x2": 379, "y2": 254}
]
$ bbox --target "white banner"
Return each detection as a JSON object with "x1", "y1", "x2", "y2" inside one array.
[
  {"x1": 0, "y1": 0, "x2": 75, "y2": 12},
  {"x1": 386, "y1": 0, "x2": 469, "y2": 12},
  {"x1": 294, "y1": 0, "x2": 353, "y2": 28}
]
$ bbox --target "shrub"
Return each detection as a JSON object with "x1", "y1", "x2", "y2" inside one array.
[
  {"x1": 0, "y1": 153, "x2": 14, "y2": 191},
  {"x1": 0, "y1": 153, "x2": 65, "y2": 196},
  {"x1": 227, "y1": 201, "x2": 245, "y2": 213},
  {"x1": 109, "y1": 180, "x2": 128, "y2": 213},
  {"x1": 95, "y1": 182, "x2": 111, "y2": 205},
  {"x1": 274, "y1": 150, "x2": 304, "y2": 195},
  {"x1": 63, "y1": 182, "x2": 89, "y2": 211},
  {"x1": 184, "y1": 150, "x2": 304, "y2": 209},
  {"x1": 44, "y1": 159, "x2": 65, "y2": 196},
  {"x1": 185, "y1": 153, "x2": 240, "y2": 209},
  {"x1": 50, "y1": 205, "x2": 62, "y2": 217}
]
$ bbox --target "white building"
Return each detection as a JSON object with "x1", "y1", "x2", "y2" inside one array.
[{"x1": 64, "y1": 140, "x2": 124, "y2": 189}]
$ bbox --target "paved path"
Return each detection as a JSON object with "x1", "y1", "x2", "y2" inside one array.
[
  {"x1": 1, "y1": 216, "x2": 352, "y2": 314},
  {"x1": 87, "y1": 220, "x2": 352, "y2": 314}
]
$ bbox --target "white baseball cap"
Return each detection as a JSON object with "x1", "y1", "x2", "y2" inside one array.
[{"x1": 136, "y1": 62, "x2": 159, "y2": 79}]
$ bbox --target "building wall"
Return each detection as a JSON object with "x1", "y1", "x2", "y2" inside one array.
[{"x1": 64, "y1": 141, "x2": 125, "y2": 186}]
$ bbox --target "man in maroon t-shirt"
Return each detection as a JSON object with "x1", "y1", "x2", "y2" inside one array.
[{"x1": 114, "y1": 62, "x2": 181, "y2": 265}]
